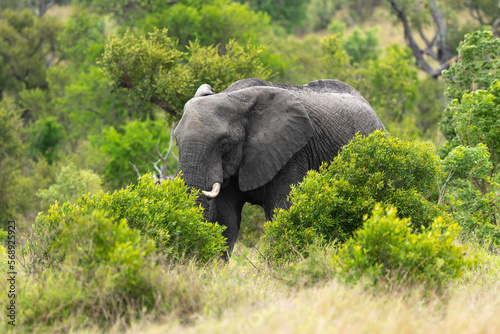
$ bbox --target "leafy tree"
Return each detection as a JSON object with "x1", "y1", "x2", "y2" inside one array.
[
  {"x1": 20, "y1": 63, "x2": 154, "y2": 149},
  {"x1": 100, "y1": 28, "x2": 271, "y2": 119},
  {"x1": 92, "y1": 119, "x2": 175, "y2": 188},
  {"x1": 439, "y1": 30, "x2": 500, "y2": 242},
  {"x1": 262, "y1": 131, "x2": 445, "y2": 264},
  {"x1": 0, "y1": 98, "x2": 25, "y2": 230},
  {"x1": 440, "y1": 31, "x2": 500, "y2": 174},
  {"x1": 138, "y1": 0, "x2": 271, "y2": 51},
  {"x1": 441, "y1": 144, "x2": 500, "y2": 241},
  {"x1": 442, "y1": 30, "x2": 500, "y2": 101},
  {"x1": 440, "y1": 81, "x2": 500, "y2": 233},
  {"x1": 233, "y1": 0, "x2": 311, "y2": 31},
  {"x1": 343, "y1": 27, "x2": 380, "y2": 65},
  {"x1": 57, "y1": 9, "x2": 106, "y2": 65},
  {"x1": 0, "y1": 9, "x2": 62, "y2": 94},
  {"x1": 27, "y1": 117, "x2": 65, "y2": 164},
  {"x1": 55, "y1": 66, "x2": 154, "y2": 141},
  {"x1": 443, "y1": 81, "x2": 500, "y2": 173},
  {"x1": 37, "y1": 163, "x2": 102, "y2": 210}
]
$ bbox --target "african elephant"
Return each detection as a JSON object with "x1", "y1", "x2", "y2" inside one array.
[{"x1": 174, "y1": 78, "x2": 386, "y2": 257}]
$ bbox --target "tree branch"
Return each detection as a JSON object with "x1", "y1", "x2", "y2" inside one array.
[
  {"x1": 23, "y1": 0, "x2": 36, "y2": 15},
  {"x1": 153, "y1": 121, "x2": 177, "y2": 182},
  {"x1": 428, "y1": 0, "x2": 453, "y2": 62},
  {"x1": 128, "y1": 161, "x2": 142, "y2": 179},
  {"x1": 387, "y1": 0, "x2": 455, "y2": 78},
  {"x1": 387, "y1": 0, "x2": 435, "y2": 75},
  {"x1": 38, "y1": 0, "x2": 56, "y2": 17}
]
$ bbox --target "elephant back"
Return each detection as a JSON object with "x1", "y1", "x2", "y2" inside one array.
[{"x1": 224, "y1": 78, "x2": 368, "y2": 104}]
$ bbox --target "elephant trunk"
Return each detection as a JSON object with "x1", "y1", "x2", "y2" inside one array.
[{"x1": 176, "y1": 144, "x2": 224, "y2": 219}]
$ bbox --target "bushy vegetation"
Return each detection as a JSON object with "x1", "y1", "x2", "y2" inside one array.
[
  {"x1": 20, "y1": 212, "x2": 158, "y2": 331},
  {"x1": 336, "y1": 205, "x2": 473, "y2": 288},
  {"x1": 30, "y1": 175, "x2": 226, "y2": 269},
  {"x1": 262, "y1": 131, "x2": 445, "y2": 264}
]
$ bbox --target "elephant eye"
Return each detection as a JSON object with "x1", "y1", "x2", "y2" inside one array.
[{"x1": 219, "y1": 139, "x2": 229, "y2": 150}]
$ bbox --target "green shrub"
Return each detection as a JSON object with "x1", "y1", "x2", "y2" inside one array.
[
  {"x1": 336, "y1": 205, "x2": 474, "y2": 288},
  {"x1": 19, "y1": 212, "x2": 161, "y2": 332},
  {"x1": 261, "y1": 131, "x2": 445, "y2": 264},
  {"x1": 343, "y1": 27, "x2": 380, "y2": 64},
  {"x1": 30, "y1": 174, "x2": 226, "y2": 268}
]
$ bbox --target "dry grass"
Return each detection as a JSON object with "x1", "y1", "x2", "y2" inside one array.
[
  {"x1": 117, "y1": 244, "x2": 500, "y2": 334},
  {"x1": 141, "y1": 267, "x2": 500, "y2": 334}
]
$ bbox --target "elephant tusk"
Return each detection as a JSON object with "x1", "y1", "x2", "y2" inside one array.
[{"x1": 202, "y1": 182, "x2": 221, "y2": 198}]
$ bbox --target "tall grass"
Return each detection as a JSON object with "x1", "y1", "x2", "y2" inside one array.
[
  {"x1": 142, "y1": 244, "x2": 500, "y2": 334},
  {"x1": 2, "y1": 240, "x2": 498, "y2": 333}
]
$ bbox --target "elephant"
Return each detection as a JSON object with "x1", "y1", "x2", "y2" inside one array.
[{"x1": 174, "y1": 78, "x2": 386, "y2": 257}]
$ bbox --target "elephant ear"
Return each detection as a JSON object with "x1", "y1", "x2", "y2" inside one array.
[
  {"x1": 228, "y1": 87, "x2": 314, "y2": 192},
  {"x1": 195, "y1": 84, "x2": 214, "y2": 97}
]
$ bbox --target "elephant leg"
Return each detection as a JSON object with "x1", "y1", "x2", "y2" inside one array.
[
  {"x1": 209, "y1": 180, "x2": 245, "y2": 258},
  {"x1": 263, "y1": 156, "x2": 309, "y2": 221}
]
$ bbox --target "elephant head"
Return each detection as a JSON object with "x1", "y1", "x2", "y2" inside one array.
[{"x1": 174, "y1": 83, "x2": 315, "y2": 197}]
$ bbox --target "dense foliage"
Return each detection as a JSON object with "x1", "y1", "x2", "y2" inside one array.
[
  {"x1": 336, "y1": 205, "x2": 472, "y2": 288},
  {"x1": 100, "y1": 28, "x2": 271, "y2": 118},
  {"x1": 21, "y1": 211, "x2": 160, "y2": 331},
  {"x1": 262, "y1": 131, "x2": 446, "y2": 264},
  {"x1": 439, "y1": 31, "x2": 500, "y2": 244},
  {"x1": 30, "y1": 175, "x2": 226, "y2": 268}
]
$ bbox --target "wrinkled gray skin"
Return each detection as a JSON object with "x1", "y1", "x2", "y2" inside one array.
[{"x1": 174, "y1": 78, "x2": 386, "y2": 258}]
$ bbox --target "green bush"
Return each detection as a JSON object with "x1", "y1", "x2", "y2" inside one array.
[
  {"x1": 28, "y1": 117, "x2": 65, "y2": 164},
  {"x1": 261, "y1": 131, "x2": 445, "y2": 264},
  {"x1": 343, "y1": 27, "x2": 380, "y2": 64},
  {"x1": 19, "y1": 211, "x2": 160, "y2": 332},
  {"x1": 30, "y1": 174, "x2": 226, "y2": 268},
  {"x1": 336, "y1": 204, "x2": 474, "y2": 288}
]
